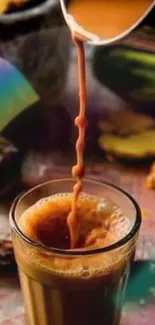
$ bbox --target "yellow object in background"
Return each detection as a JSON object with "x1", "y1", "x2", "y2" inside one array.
[
  {"x1": 141, "y1": 208, "x2": 150, "y2": 218},
  {"x1": 145, "y1": 163, "x2": 155, "y2": 189},
  {"x1": 99, "y1": 131, "x2": 155, "y2": 159},
  {"x1": 98, "y1": 108, "x2": 155, "y2": 160},
  {"x1": 99, "y1": 109, "x2": 155, "y2": 136},
  {"x1": 0, "y1": 0, "x2": 27, "y2": 13}
]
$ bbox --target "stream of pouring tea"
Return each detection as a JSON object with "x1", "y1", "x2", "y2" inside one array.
[
  {"x1": 67, "y1": 0, "x2": 153, "y2": 248},
  {"x1": 67, "y1": 36, "x2": 87, "y2": 249}
]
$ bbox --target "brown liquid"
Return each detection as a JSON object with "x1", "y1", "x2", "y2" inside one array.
[
  {"x1": 16, "y1": 193, "x2": 135, "y2": 325},
  {"x1": 68, "y1": 37, "x2": 87, "y2": 249},
  {"x1": 68, "y1": 0, "x2": 153, "y2": 39}
]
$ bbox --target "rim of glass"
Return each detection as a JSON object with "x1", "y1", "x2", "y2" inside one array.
[{"x1": 10, "y1": 178, "x2": 141, "y2": 256}]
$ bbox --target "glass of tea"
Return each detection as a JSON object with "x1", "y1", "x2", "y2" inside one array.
[{"x1": 10, "y1": 178, "x2": 141, "y2": 325}]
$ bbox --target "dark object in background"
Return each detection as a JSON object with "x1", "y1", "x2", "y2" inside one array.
[
  {"x1": 93, "y1": 7, "x2": 155, "y2": 115},
  {"x1": 0, "y1": 240, "x2": 16, "y2": 271},
  {"x1": 85, "y1": 111, "x2": 101, "y2": 155},
  {"x1": 46, "y1": 104, "x2": 73, "y2": 151},
  {"x1": 93, "y1": 44, "x2": 155, "y2": 116},
  {"x1": 0, "y1": 136, "x2": 17, "y2": 160},
  {"x1": 0, "y1": 136, "x2": 21, "y2": 195},
  {"x1": 2, "y1": 101, "x2": 72, "y2": 153},
  {"x1": 0, "y1": 0, "x2": 70, "y2": 105},
  {"x1": 6, "y1": 0, "x2": 49, "y2": 13},
  {"x1": 2, "y1": 100, "x2": 72, "y2": 188},
  {"x1": 140, "y1": 6, "x2": 155, "y2": 28}
]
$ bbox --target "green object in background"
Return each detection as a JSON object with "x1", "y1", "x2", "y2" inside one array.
[
  {"x1": 0, "y1": 57, "x2": 39, "y2": 132},
  {"x1": 93, "y1": 45, "x2": 155, "y2": 107},
  {"x1": 125, "y1": 260, "x2": 155, "y2": 308}
]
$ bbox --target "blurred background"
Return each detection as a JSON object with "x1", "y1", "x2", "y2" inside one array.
[
  {"x1": 1, "y1": 1, "x2": 155, "y2": 325},
  {"x1": 1, "y1": 1, "x2": 155, "y2": 193},
  {"x1": 1, "y1": 0, "x2": 155, "y2": 250},
  {"x1": 0, "y1": 0, "x2": 155, "y2": 273}
]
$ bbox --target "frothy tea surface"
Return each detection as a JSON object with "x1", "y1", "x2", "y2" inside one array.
[
  {"x1": 18, "y1": 193, "x2": 131, "y2": 251},
  {"x1": 15, "y1": 193, "x2": 136, "y2": 325}
]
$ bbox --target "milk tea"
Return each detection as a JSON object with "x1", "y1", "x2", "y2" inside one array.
[{"x1": 12, "y1": 191, "x2": 137, "y2": 325}]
